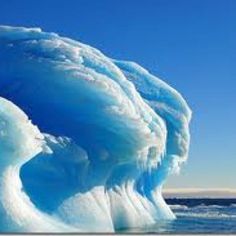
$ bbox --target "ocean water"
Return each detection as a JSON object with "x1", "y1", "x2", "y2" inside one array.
[{"x1": 122, "y1": 199, "x2": 236, "y2": 234}]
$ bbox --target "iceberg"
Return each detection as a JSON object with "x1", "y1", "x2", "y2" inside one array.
[{"x1": 0, "y1": 26, "x2": 191, "y2": 232}]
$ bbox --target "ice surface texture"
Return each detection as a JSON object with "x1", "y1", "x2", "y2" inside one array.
[{"x1": 0, "y1": 26, "x2": 191, "y2": 232}]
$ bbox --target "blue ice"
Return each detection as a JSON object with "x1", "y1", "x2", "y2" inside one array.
[{"x1": 0, "y1": 26, "x2": 191, "y2": 232}]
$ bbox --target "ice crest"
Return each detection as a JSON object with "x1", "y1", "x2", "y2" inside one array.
[{"x1": 0, "y1": 26, "x2": 191, "y2": 232}]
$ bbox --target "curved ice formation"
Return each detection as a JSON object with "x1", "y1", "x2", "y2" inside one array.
[{"x1": 0, "y1": 26, "x2": 191, "y2": 232}]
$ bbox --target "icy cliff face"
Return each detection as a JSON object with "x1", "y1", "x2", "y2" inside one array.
[{"x1": 0, "y1": 26, "x2": 191, "y2": 232}]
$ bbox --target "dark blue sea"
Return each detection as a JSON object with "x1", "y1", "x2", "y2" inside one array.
[{"x1": 123, "y1": 198, "x2": 236, "y2": 234}]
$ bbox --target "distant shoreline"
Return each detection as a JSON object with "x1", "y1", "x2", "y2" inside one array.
[{"x1": 163, "y1": 188, "x2": 236, "y2": 199}]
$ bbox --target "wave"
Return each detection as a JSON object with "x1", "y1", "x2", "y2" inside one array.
[
  {"x1": 175, "y1": 211, "x2": 236, "y2": 219},
  {"x1": 170, "y1": 203, "x2": 236, "y2": 210},
  {"x1": 171, "y1": 203, "x2": 236, "y2": 220},
  {"x1": 170, "y1": 205, "x2": 189, "y2": 210},
  {"x1": 0, "y1": 26, "x2": 191, "y2": 232}
]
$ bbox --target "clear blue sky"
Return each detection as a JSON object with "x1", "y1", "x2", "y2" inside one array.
[{"x1": 1, "y1": 0, "x2": 235, "y2": 189}]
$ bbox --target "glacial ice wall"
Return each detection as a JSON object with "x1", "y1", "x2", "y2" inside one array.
[{"x1": 0, "y1": 26, "x2": 191, "y2": 232}]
